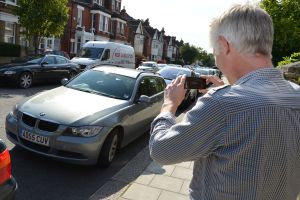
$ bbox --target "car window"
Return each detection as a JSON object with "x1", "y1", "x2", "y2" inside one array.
[
  {"x1": 138, "y1": 76, "x2": 164, "y2": 97},
  {"x1": 78, "y1": 47, "x2": 104, "y2": 59},
  {"x1": 43, "y1": 56, "x2": 56, "y2": 64},
  {"x1": 56, "y1": 56, "x2": 67, "y2": 64},
  {"x1": 66, "y1": 70, "x2": 135, "y2": 100}
]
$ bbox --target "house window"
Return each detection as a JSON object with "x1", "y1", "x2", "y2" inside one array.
[
  {"x1": 77, "y1": 6, "x2": 84, "y2": 27},
  {"x1": 99, "y1": 15, "x2": 104, "y2": 31},
  {"x1": 76, "y1": 36, "x2": 82, "y2": 53},
  {"x1": 46, "y1": 38, "x2": 53, "y2": 49},
  {"x1": 39, "y1": 38, "x2": 45, "y2": 49},
  {"x1": 93, "y1": 0, "x2": 103, "y2": 6},
  {"x1": 112, "y1": 0, "x2": 115, "y2": 11},
  {"x1": 19, "y1": 27, "x2": 29, "y2": 47},
  {"x1": 116, "y1": 1, "x2": 121, "y2": 12},
  {"x1": 116, "y1": 21, "x2": 120, "y2": 34},
  {"x1": 4, "y1": 22, "x2": 15, "y2": 44},
  {"x1": 120, "y1": 23, "x2": 124, "y2": 35},
  {"x1": 104, "y1": 16, "x2": 109, "y2": 32},
  {"x1": 70, "y1": 39, "x2": 75, "y2": 53}
]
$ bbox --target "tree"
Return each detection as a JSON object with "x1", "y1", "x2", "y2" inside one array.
[
  {"x1": 197, "y1": 47, "x2": 215, "y2": 67},
  {"x1": 260, "y1": 0, "x2": 300, "y2": 66},
  {"x1": 16, "y1": 0, "x2": 69, "y2": 54},
  {"x1": 180, "y1": 43, "x2": 199, "y2": 64}
]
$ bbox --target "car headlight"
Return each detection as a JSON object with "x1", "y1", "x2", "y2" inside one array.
[
  {"x1": 70, "y1": 126, "x2": 103, "y2": 137},
  {"x1": 4, "y1": 71, "x2": 16, "y2": 75}
]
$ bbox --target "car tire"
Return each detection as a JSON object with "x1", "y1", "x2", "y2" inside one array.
[
  {"x1": 98, "y1": 129, "x2": 120, "y2": 168},
  {"x1": 19, "y1": 72, "x2": 33, "y2": 89},
  {"x1": 69, "y1": 70, "x2": 77, "y2": 79}
]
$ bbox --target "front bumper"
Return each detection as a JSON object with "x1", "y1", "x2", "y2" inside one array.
[{"x1": 5, "y1": 112, "x2": 110, "y2": 165}]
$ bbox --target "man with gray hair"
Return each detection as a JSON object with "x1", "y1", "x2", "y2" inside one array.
[{"x1": 149, "y1": 3, "x2": 300, "y2": 200}]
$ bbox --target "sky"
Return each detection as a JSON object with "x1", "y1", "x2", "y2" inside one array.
[{"x1": 122, "y1": 0, "x2": 259, "y2": 53}]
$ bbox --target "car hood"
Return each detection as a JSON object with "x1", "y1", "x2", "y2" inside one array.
[
  {"x1": 71, "y1": 57, "x2": 98, "y2": 66},
  {"x1": 18, "y1": 86, "x2": 128, "y2": 125}
]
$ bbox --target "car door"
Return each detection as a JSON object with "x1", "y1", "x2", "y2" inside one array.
[
  {"x1": 122, "y1": 76, "x2": 165, "y2": 144},
  {"x1": 37, "y1": 55, "x2": 58, "y2": 82},
  {"x1": 54, "y1": 56, "x2": 71, "y2": 80}
]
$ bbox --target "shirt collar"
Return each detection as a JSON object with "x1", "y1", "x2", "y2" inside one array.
[{"x1": 234, "y1": 67, "x2": 283, "y2": 85}]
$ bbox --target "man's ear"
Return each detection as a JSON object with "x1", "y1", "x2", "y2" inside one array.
[{"x1": 218, "y1": 36, "x2": 230, "y2": 55}]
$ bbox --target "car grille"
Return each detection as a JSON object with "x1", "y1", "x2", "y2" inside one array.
[{"x1": 21, "y1": 113, "x2": 59, "y2": 132}]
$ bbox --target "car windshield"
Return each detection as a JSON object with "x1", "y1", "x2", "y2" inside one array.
[
  {"x1": 66, "y1": 70, "x2": 136, "y2": 100},
  {"x1": 78, "y1": 47, "x2": 104, "y2": 59},
  {"x1": 158, "y1": 67, "x2": 191, "y2": 80}
]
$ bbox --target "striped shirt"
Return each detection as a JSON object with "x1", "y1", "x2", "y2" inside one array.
[{"x1": 149, "y1": 68, "x2": 300, "y2": 200}]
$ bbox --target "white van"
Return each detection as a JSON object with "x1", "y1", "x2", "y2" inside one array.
[{"x1": 71, "y1": 41, "x2": 135, "y2": 70}]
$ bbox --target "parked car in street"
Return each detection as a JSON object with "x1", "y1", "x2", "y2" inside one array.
[
  {"x1": 194, "y1": 67, "x2": 221, "y2": 78},
  {"x1": 157, "y1": 65, "x2": 198, "y2": 108},
  {"x1": 0, "y1": 55, "x2": 81, "y2": 89},
  {"x1": 0, "y1": 139, "x2": 17, "y2": 200},
  {"x1": 137, "y1": 61, "x2": 159, "y2": 73},
  {"x1": 5, "y1": 66, "x2": 166, "y2": 168}
]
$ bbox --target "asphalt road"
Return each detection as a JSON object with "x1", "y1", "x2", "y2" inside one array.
[{"x1": 0, "y1": 83, "x2": 151, "y2": 200}]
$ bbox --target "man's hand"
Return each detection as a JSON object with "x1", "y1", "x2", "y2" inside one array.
[
  {"x1": 198, "y1": 75, "x2": 225, "y2": 94},
  {"x1": 161, "y1": 76, "x2": 186, "y2": 114}
]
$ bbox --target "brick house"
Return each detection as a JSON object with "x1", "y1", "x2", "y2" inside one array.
[
  {"x1": 120, "y1": 8, "x2": 145, "y2": 67},
  {"x1": 61, "y1": 0, "x2": 128, "y2": 58},
  {"x1": 163, "y1": 35, "x2": 179, "y2": 62}
]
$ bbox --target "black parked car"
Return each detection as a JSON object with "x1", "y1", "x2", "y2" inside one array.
[
  {"x1": 0, "y1": 55, "x2": 81, "y2": 88},
  {"x1": 0, "y1": 139, "x2": 17, "y2": 200},
  {"x1": 157, "y1": 65, "x2": 198, "y2": 109}
]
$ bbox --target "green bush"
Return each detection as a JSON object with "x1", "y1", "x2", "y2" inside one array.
[
  {"x1": 278, "y1": 52, "x2": 300, "y2": 67},
  {"x1": 0, "y1": 42, "x2": 21, "y2": 57}
]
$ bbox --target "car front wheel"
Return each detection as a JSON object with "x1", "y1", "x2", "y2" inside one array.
[
  {"x1": 19, "y1": 72, "x2": 33, "y2": 88},
  {"x1": 98, "y1": 129, "x2": 120, "y2": 168}
]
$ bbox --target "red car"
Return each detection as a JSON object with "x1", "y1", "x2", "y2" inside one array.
[{"x1": 0, "y1": 139, "x2": 17, "y2": 200}]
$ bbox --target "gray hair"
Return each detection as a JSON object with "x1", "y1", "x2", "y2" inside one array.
[{"x1": 209, "y1": 4, "x2": 273, "y2": 57}]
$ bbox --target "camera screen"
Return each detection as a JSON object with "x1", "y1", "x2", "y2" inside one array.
[{"x1": 184, "y1": 77, "x2": 207, "y2": 89}]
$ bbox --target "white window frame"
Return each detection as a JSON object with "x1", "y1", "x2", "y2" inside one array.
[
  {"x1": 70, "y1": 39, "x2": 75, "y2": 54},
  {"x1": 112, "y1": 0, "x2": 115, "y2": 11},
  {"x1": 120, "y1": 23, "x2": 124, "y2": 35},
  {"x1": 99, "y1": 15, "x2": 104, "y2": 31},
  {"x1": 104, "y1": 16, "x2": 108, "y2": 32},
  {"x1": 77, "y1": 5, "x2": 84, "y2": 27},
  {"x1": 116, "y1": 21, "x2": 120, "y2": 34},
  {"x1": 4, "y1": 22, "x2": 15, "y2": 44}
]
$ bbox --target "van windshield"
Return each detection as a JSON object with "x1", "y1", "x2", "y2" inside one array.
[{"x1": 78, "y1": 47, "x2": 104, "y2": 59}]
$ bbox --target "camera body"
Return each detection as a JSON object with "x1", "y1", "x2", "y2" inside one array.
[{"x1": 184, "y1": 77, "x2": 207, "y2": 89}]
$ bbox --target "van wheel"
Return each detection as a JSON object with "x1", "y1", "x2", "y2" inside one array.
[
  {"x1": 98, "y1": 129, "x2": 120, "y2": 168},
  {"x1": 19, "y1": 72, "x2": 33, "y2": 88}
]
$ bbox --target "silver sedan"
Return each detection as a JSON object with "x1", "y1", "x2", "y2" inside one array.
[{"x1": 6, "y1": 66, "x2": 166, "y2": 168}]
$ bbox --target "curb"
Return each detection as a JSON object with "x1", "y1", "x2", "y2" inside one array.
[{"x1": 89, "y1": 146, "x2": 152, "y2": 200}]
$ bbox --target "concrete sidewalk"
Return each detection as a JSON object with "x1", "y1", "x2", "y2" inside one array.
[
  {"x1": 89, "y1": 110, "x2": 191, "y2": 200},
  {"x1": 89, "y1": 145, "x2": 192, "y2": 200}
]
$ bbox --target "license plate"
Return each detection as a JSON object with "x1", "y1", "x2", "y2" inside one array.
[{"x1": 21, "y1": 130, "x2": 50, "y2": 146}]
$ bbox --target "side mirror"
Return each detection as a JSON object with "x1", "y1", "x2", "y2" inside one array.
[
  {"x1": 138, "y1": 95, "x2": 151, "y2": 103},
  {"x1": 61, "y1": 78, "x2": 69, "y2": 85},
  {"x1": 41, "y1": 61, "x2": 49, "y2": 66}
]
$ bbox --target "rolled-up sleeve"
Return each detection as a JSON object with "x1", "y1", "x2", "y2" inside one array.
[{"x1": 149, "y1": 94, "x2": 225, "y2": 165}]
